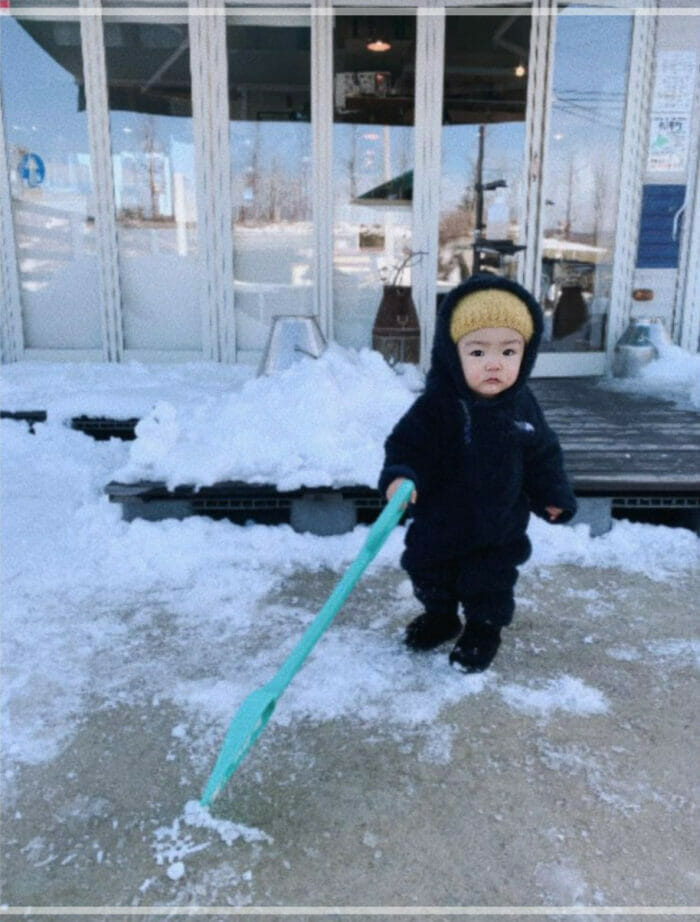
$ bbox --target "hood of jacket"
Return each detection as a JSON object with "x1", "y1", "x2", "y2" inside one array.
[{"x1": 426, "y1": 273, "x2": 544, "y2": 406}]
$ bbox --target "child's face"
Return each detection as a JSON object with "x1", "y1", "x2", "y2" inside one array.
[{"x1": 457, "y1": 327, "x2": 525, "y2": 397}]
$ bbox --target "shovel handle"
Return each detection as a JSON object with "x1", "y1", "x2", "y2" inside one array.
[
  {"x1": 199, "y1": 480, "x2": 414, "y2": 805},
  {"x1": 364, "y1": 478, "x2": 414, "y2": 557},
  {"x1": 271, "y1": 479, "x2": 414, "y2": 693}
]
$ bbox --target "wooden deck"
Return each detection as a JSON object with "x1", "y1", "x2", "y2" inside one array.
[{"x1": 530, "y1": 378, "x2": 700, "y2": 495}]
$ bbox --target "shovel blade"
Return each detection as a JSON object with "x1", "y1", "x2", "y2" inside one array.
[{"x1": 200, "y1": 686, "x2": 278, "y2": 807}]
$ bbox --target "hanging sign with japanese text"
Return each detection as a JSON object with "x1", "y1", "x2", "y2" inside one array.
[{"x1": 647, "y1": 51, "x2": 697, "y2": 174}]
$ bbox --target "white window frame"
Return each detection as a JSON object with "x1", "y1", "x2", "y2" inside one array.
[
  {"x1": 84, "y1": 0, "x2": 228, "y2": 363},
  {"x1": 676, "y1": 70, "x2": 700, "y2": 353},
  {"x1": 0, "y1": 83, "x2": 24, "y2": 363},
  {"x1": 81, "y1": 0, "x2": 124, "y2": 361},
  {"x1": 0, "y1": 4, "x2": 111, "y2": 363},
  {"x1": 532, "y1": 0, "x2": 656, "y2": 376},
  {"x1": 190, "y1": 0, "x2": 236, "y2": 362},
  {"x1": 604, "y1": 0, "x2": 657, "y2": 367},
  {"x1": 312, "y1": 1, "x2": 334, "y2": 340},
  {"x1": 412, "y1": 1, "x2": 445, "y2": 367},
  {"x1": 519, "y1": 0, "x2": 556, "y2": 294},
  {"x1": 1, "y1": 0, "x2": 661, "y2": 369}
]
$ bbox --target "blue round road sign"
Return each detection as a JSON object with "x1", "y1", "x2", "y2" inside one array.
[{"x1": 18, "y1": 153, "x2": 46, "y2": 188}]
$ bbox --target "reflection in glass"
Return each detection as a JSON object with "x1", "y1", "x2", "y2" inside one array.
[
  {"x1": 1, "y1": 18, "x2": 101, "y2": 349},
  {"x1": 540, "y1": 10, "x2": 632, "y2": 352},
  {"x1": 227, "y1": 21, "x2": 313, "y2": 355},
  {"x1": 439, "y1": 15, "x2": 530, "y2": 294},
  {"x1": 104, "y1": 21, "x2": 200, "y2": 351},
  {"x1": 333, "y1": 15, "x2": 416, "y2": 351}
]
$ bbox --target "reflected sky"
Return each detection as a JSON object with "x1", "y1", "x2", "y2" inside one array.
[{"x1": 2, "y1": 11, "x2": 632, "y2": 232}]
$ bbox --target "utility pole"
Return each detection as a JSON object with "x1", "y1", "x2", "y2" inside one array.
[{"x1": 472, "y1": 124, "x2": 507, "y2": 273}]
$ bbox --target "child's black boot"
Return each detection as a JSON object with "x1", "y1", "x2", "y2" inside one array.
[
  {"x1": 449, "y1": 620, "x2": 501, "y2": 672},
  {"x1": 405, "y1": 611, "x2": 462, "y2": 651}
]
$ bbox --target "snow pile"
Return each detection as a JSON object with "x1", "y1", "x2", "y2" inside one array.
[
  {"x1": 0, "y1": 359, "x2": 255, "y2": 420},
  {"x1": 607, "y1": 341, "x2": 700, "y2": 409},
  {"x1": 114, "y1": 344, "x2": 422, "y2": 490}
]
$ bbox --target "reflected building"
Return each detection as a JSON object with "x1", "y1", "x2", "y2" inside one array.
[{"x1": 1, "y1": 2, "x2": 698, "y2": 374}]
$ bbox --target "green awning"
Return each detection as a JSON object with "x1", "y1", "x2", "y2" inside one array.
[{"x1": 352, "y1": 170, "x2": 412, "y2": 207}]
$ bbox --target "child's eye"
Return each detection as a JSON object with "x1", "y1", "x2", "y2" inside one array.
[
  {"x1": 469, "y1": 349, "x2": 484, "y2": 357},
  {"x1": 503, "y1": 348, "x2": 517, "y2": 356}
]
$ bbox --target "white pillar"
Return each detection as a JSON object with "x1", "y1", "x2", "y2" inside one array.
[
  {"x1": 190, "y1": 0, "x2": 236, "y2": 362},
  {"x1": 519, "y1": 0, "x2": 557, "y2": 295},
  {"x1": 0, "y1": 86, "x2": 24, "y2": 362},
  {"x1": 412, "y1": 1, "x2": 445, "y2": 371},
  {"x1": 605, "y1": 3, "x2": 658, "y2": 363},
  {"x1": 677, "y1": 88, "x2": 700, "y2": 353},
  {"x1": 80, "y1": 0, "x2": 124, "y2": 361},
  {"x1": 312, "y1": 0, "x2": 334, "y2": 340}
]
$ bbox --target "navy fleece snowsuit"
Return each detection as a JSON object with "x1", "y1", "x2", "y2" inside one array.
[{"x1": 378, "y1": 274, "x2": 577, "y2": 629}]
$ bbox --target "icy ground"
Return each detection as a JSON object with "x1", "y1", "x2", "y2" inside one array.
[
  {"x1": 1, "y1": 346, "x2": 699, "y2": 906},
  {"x1": 7, "y1": 416, "x2": 697, "y2": 776}
]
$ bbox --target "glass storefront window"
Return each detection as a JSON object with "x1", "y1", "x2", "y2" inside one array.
[
  {"x1": 332, "y1": 14, "x2": 416, "y2": 351},
  {"x1": 439, "y1": 15, "x2": 531, "y2": 295},
  {"x1": 104, "y1": 21, "x2": 201, "y2": 352},
  {"x1": 227, "y1": 19, "x2": 313, "y2": 355},
  {"x1": 1, "y1": 17, "x2": 101, "y2": 349},
  {"x1": 539, "y1": 8, "x2": 632, "y2": 353}
]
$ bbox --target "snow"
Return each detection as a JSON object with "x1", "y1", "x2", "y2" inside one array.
[
  {"x1": 166, "y1": 861, "x2": 186, "y2": 881},
  {"x1": 605, "y1": 340, "x2": 700, "y2": 410},
  {"x1": 1, "y1": 345, "x2": 699, "y2": 881},
  {"x1": 153, "y1": 800, "x2": 271, "y2": 880},
  {"x1": 525, "y1": 514, "x2": 699, "y2": 582},
  {"x1": 115, "y1": 344, "x2": 422, "y2": 490},
  {"x1": 1, "y1": 346, "x2": 421, "y2": 490},
  {"x1": 499, "y1": 675, "x2": 609, "y2": 718},
  {"x1": 0, "y1": 359, "x2": 256, "y2": 419}
]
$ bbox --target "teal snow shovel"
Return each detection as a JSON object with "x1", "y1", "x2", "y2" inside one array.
[{"x1": 200, "y1": 478, "x2": 415, "y2": 807}]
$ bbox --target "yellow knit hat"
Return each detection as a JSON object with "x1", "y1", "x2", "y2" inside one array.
[{"x1": 449, "y1": 289, "x2": 534, "y2": 344}]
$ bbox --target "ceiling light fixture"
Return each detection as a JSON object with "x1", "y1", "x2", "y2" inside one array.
[
  {"x1": 514, "y1": 63, "x2": 526, "y2": 78},
  {"x1": 366, "y1": 38, "x2": 391, "y2": 52}
]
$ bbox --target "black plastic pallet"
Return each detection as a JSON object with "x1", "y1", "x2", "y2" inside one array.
[
  {"x1": 105, "y1": 478, "x2": 700, "y2": 534},
  {"x1": 105, "y1": 480, "x2": 387, "y2": 530},
  {"x1": 1, "y1": 410, "x2": 47, "y2": 432},
  {"x1": 1, "y1": 410, "x2": 139, "y2": 440},
  {"x1": 70, "y1": 415, "x2": 139, "y2": 440}
]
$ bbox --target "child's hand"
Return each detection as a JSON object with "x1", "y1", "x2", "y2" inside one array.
[
  {"x1": 386, "y1": 477, "x2": 418, "y2": 506},
  {"x1": 545, "y1": 505, "x2": 563, "y2": 522}
]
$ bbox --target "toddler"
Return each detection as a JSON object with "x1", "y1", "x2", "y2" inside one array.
[{"x1": 378, "y1": 273, "x2": 577, "y2": 672}]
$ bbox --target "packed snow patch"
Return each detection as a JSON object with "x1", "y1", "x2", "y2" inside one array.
[
  {"x1": 526, "y1": 515, "x2": 699, "y2": 582},
  {"x1": 183, "y1": 800, "x2": 272, "y2": 846},
  {"x1": 152, "y1": 800, "x2": 271, "y2": 884},
  {"x1": 646, "y1": 639, "x2": 700, "y2": 668},
  {"x1": 499, "y1": 675, "x2": 608, "y2": 718}
]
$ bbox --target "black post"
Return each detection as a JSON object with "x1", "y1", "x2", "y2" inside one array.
[{"x1": 473, "y1": 124, "x2": 485, "y2": 273}]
